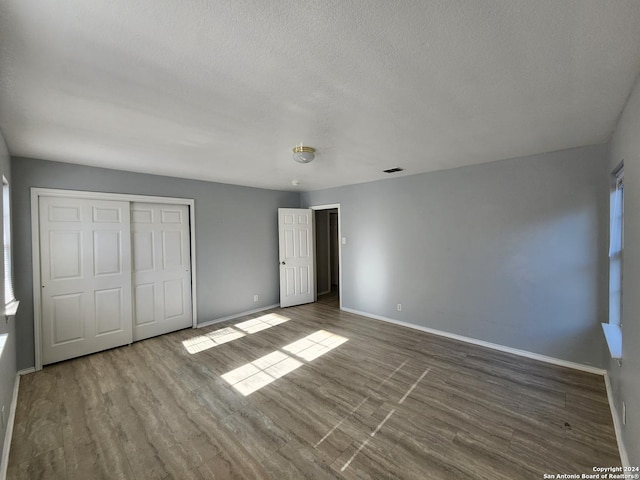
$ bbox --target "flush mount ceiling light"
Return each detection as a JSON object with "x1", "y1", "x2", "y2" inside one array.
[{"x1": 292, "y1": 145, "x2": 315, "y2": 164}]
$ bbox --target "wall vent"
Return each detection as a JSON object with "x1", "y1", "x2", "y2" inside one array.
[{"x1": 383, "y1": 167, "x2": 405, "y2": 173}]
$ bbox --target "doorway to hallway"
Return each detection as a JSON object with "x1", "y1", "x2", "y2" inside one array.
[{"x1": 313, "y1": 206, "x2": 340, "y2": 308}]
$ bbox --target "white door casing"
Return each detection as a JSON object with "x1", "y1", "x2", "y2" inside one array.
[
  {"x1": 132, "y1": 203, "x2": 193, "y2": 341},
  {"x1": 310, "y1": 203, "x2": 343, "y2": 310},
  {"x1": 39, "y1": 196, "x2": 133, "y2": 365},
  {"x1": 279, "y1": 208, "x2": 315, "y2": 308}
]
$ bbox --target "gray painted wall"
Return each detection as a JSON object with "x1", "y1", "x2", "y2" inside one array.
[
  {"x1": 0, "y1": 128, "x2": 16, "y2": 458},
  {"x1": 11, "y1": 157, "x2": 299, "y2": 370},
  {"x1": 302, "y1": 144, "x2": 610, "y2": 368},
  {"x1": 608, "y1": 72, "x2": 640, "y2": 465}
]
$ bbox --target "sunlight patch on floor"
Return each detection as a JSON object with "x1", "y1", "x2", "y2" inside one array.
[
  {"x1": 283, "y1": 330, "x2": 348, "y2": 361},
  {"x1": 222, "y1": 330, "x2": 349, "y2": 396},
  {"x1": 222, "y1": 351, "x2": 303, "y2": 395},
  {"x1": 234, "y1": 313, "x2": 290, "y2": 334},
  {"x1": 182, "y1": 327, "x2": 246, "y2": 354},
  {"x1": 182, "y1": 313, "x2": 291, "y2": 354}
]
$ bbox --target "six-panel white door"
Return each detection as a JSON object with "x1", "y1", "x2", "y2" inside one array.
[
  {"x1": 39, "y1": 197, "x2": 133, "y2": 365},
  {"x1": 131, "y1": 203, "x2": 192, "y2": 341},
  {"x1": 279, "y1": 208, "x2": 315, "y2": 307}
]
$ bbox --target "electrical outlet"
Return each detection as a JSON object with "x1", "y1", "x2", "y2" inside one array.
[
  {"x1": 622, "y1": 401, "x2": 626, "y2": 425},
  {"x1": 253, "y1": 295, "x2": 259, "y2": 302},
  {"x1": 397, "y1": 304, "x2": 402, "y2": 312}
]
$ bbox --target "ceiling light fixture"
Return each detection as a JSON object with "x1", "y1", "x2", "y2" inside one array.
[{"x1": 292, "y1": 145, "x2": 315, "y2": 164}]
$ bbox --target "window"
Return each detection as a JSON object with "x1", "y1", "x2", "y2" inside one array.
[
  {"x1": 603, "y1": 164, "x2": 624, "y2": 359},
  {"x1": 3, "y1": 176, "x2": 18, "y2": 315}
]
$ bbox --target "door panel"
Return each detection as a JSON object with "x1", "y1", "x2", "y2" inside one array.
[
  {"x1": 299, "y1": 230, "x2": 309, "y2": 257},
  {"x1": 52, "y1": 293, "x2": 84, "y2": 344},
  {"x1": 95, "y1": 288, "x2": 124, "y2": 335},
  {"x1": 132, "y1": 203, "x2": 192, "y2": 341},
  {"x1": 161, "y1": 209, "x2": 183, "y2": 223},
  {"x1": 162, "y1": 230, "x2": 183, "y2": 268},
  {"x1": 50, "y1": 231, "x2": 82, "y2": 279},
  {"x1": 134, "y1": 284, "x2": 155, "y2": 326},
  {"x1": 49, "y1": 204, "x2": 81, "y2": 222},
  {"x1": 93, "y1": 231, "x2": 122, "y2": 275},
  {"x1": 279, "y1": 208, "x2": 315, "y2": 307},
  {"x1": 284, "y1": 230, "x2": 295, "y2": 257},
  {"x1": 132, "y1": 208, "x2": 153, "y2": 224},
  {"x1": 164, "y1": 279, "x2": 185, "y2": 319},
  {"x1": 40, "y1": 197, "x2": 133, "y2": 365},
  {"x1": 133, "y1": 231, "x2": 154, "y2": 271},
  {"x1": 300, "y1": 266, "x2": 311, "y2": 294},
  {"x1": 93, "y1": 206, "x2": 121, "y2": 223}
]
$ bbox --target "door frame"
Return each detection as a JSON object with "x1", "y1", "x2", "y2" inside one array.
[
  {"x1": 309, "y1": 203, "x2": 342, "y2": 309},
  {"x1": 31, "y1": 187, "x2": 198, "y2": 371}
]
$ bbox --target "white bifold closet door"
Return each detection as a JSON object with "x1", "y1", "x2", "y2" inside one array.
[
  {"x1": 131, "y1": 203, "x2": 192, "y2": 341},
  {"x1": 39, "y1": 197, "x2": 133, "y2": 365}
]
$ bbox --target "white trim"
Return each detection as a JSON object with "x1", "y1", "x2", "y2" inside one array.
[
  {"x1": 309, "y1": 203, "x2": 342, "y2": 309},
  {"x1": 30, "y1": 187, "x2": 198, "y2": 371},
  {"x1": 17, "y1": 368, "x2": 35, "y2": 376},
  {"x1": 30, "y1": 188, "x2": 195, "y2": 205},
  {"x1": 602, "y1": 323, "x2": 622, "y2": 359},
  {"x1": 2, "y1": 300, "x2": 18, "y2": 318},
  {"x1": 311, "y1": 210, "x2": 331, "y2": 298},
  {"x1": 341, "y1": 307, "x2": 607, "y2": 376},
  {"x1": 0, "y1": 374, "x2": 20, "y2": 480},
  {"x1": 604, "y1": 373, "x2": 630, "y2": 468},
  {"x1": 309, "y1": 203, "x2": 341, "y2": 210},
  {"x1": 188, "y1": 201, "x2": 198, "y2": 330},
  {"x1": 30, "y1": 195, "x2": 41, "y2": 371},
  {"x1": 196, "y1": 304, "x2": 279, "y2": 329}
]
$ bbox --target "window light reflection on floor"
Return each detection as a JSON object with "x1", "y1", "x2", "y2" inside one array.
[
  {"x1": 182, "y1": 327, "x2": 245, "y2": 354},
  {"x1": 234, "y1": 313, "x2": 290, "y2": 334},
  {"x1": 222, "y1": 330, "x2": 348, "y2": 396},
  {"x1": 222, "y1": 351, "x2": 303, "y2": 396},
  {"x1": 283, "y1": 330, "x2": 348, "y2": 361},
  {"x1": 182, "y1": 313, "x2": 290, "y2": 355}
]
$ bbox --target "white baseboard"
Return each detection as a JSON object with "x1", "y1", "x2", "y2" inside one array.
[
  {"x1": 197, "y1": 304, "x2": 279, "y2": 329},
  {"x1": 0, "y1": 373, "x2": 21, "y2": 480},
  {"x1": 18, "y1": 368, "x2": 35, "y2": 376},
  {"x1": 341, "y1": 307, "x2": 606, "y2": 376},
  {"x1": 604, "y1": 373, "x2": 630, "y2": 468}
]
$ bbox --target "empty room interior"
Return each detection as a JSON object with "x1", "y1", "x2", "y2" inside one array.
[{"x1": 1, "y1": 1, "x2": 640, "y2": 479}]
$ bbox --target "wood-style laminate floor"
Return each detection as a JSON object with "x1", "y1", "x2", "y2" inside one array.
[
  {"x1": 8, "y1": 302, "x2": 620, "y2": 479},
  {"x1": 317, "y1": 289, "x2": 340, "y2": 308}
]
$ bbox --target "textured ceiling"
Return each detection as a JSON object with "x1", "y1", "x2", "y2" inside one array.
[{"x1": 1, "y1": 1, "x2": 640, "y2": 191}]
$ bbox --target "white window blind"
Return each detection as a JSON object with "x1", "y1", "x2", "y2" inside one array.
[
  {"x1": 608, "y1": 166, "x2": 624, "y2": 328},
  {"x1": 3, "y1": 176, "x2": 15, "y2": 305},
  {"x1": 609, "y1": 173, "x2": 624, "y2": 258},
  {"x1": 604, "y1": 165, "x2": 624, "y2": 359}
]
